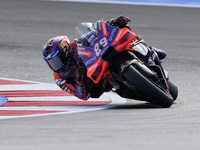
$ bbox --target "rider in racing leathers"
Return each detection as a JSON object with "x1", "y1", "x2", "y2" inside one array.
[{"x1": 42, "y1": 16, "x2": 167, "y2": 100}]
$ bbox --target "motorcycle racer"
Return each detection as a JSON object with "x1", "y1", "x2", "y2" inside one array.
[{"x1": 42, "y1": 16, "x2": 166, "y2": 100}]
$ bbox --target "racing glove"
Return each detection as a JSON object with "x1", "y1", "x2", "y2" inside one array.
[
  {"x1": 110, "y1": 15, "x2": 131, "y2": 28},
  {"x1": 74, "y1": 64, "x2": 90, "y2": 100},
  {"x1": 74, "y1": 64, "x2": 86, "y2": 85}
]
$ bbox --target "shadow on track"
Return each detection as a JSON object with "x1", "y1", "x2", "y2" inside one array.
[
  {"x1": 111, "y1": 100, "x2": 178, "y2": 109},
  {"x1": 110, "y1": 102, "x2": 162, "y2": 110}
]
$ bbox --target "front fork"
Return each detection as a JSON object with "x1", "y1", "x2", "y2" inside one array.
[{"x1": 148, "y1": 50, "x2": 170, "y2": 89}]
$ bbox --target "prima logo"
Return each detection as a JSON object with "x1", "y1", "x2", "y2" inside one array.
[{"x1": 102, "y1": 22, "x2": 108, "y2": 36}]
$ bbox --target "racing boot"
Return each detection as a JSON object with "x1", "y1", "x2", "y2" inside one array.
[{"x1": 151, "y1": 47, "x2": 166, "y2": 60}]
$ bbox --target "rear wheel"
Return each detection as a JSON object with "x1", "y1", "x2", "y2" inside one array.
[{"x1": 123, "y1": 65, "x2": 173, "y2": 108}]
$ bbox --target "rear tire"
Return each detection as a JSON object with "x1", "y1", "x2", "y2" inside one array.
[{"x1": 123, "y1": 65, "x2": 173, "y2": 108}]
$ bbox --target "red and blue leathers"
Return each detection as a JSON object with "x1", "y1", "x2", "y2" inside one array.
[
  {"x1": 54, "y1": 31, "x2": 110, "y2": 100},
  {"x1": 54, "y1": 41, "x2": 88, "y2": 100}
]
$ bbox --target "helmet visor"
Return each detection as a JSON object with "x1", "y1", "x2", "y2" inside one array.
[{"x1": 46, "y1": 51, "x2": 66, "y2": 72}]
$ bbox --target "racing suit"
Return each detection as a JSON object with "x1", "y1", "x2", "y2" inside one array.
[{"x1": 54, "y1": 34, "x2": 113, "y2": 100}]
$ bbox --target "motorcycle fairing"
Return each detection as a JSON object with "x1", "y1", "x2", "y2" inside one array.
[{"x1": 77, "y1": 20, "x2": 136, "y2": 83}]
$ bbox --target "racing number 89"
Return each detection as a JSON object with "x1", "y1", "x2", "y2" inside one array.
[{"x1": 94, "y1": 37, "x2": 108, "y2": 56}]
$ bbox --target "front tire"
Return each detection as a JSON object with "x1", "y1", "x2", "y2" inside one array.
[
  {"x1": 168, "y1": 81, "x2": 178, "y2": 101},
  {"x1": 122, "y1": 65, "x2": 174, "y2": 108}
]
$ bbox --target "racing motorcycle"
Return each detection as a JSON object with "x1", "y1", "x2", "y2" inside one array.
[{"x1": 75, "y1": 20, "x2": 178, "y2": 108}]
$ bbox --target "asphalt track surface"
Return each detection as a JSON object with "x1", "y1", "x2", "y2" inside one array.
[{"x1": 1, "y1": 0, "x2": 200, "y2": 149}]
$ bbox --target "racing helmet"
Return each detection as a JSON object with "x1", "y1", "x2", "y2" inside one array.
[{"x1": 43, "y1": 36, "x2": 76, "y2": 73}]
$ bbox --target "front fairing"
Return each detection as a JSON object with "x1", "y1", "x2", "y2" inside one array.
[{"x1": 76, "y1": 20, "x2": 135, "y2": 83}]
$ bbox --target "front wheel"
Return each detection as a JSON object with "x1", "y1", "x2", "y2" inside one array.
[
  {"x1": 122, "y1": 65, "x2": 174, "y2": 108},
  {"x1": 168, "y1": 81, "x2": 178, "y2": 101}
]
